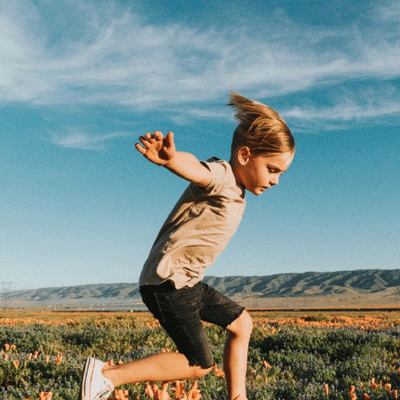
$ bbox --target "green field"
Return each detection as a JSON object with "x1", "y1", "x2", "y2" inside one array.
[{"x1": 1, "y1": 310, "x2": 400, "y2": 399}]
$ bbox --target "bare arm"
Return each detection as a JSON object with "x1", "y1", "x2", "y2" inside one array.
[{"x1": 135, "y1": 131, "x2": 212, "y2": 188}]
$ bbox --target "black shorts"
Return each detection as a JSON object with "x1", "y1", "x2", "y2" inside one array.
[{"x1": 140, "y1": 281, "x2": 245, "y2": 368}]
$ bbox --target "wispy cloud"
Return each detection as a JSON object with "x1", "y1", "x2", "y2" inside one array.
[
  {"x1": 371, "y1": 0, "x2": 400, "y2": 23},
  {"x1": 1, "y1": 0, "x2": 400, "y2": 124},
  {"x1": 51, "y1": 130, "x2": 131, "y2": 151},
  {"x1": 286, "y1": 100, "x2": 400, "y2": 122}
]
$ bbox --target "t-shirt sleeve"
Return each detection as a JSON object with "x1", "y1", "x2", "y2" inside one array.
[{"x1": 201, "y1": 159, "x2": 230, "y2": 195}]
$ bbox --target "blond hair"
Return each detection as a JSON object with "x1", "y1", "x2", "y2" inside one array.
[{"x1": 228, "y1": 92, "x2": 295, "y2": 155}]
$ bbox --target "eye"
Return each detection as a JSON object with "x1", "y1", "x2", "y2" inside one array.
[{"x1": 268, "y1": 167, "x2": 277, "y2": 173}]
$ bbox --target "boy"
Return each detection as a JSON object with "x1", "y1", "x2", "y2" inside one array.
[{"x1": 78, "y1": 92, "x2": 295, "y2": 400}]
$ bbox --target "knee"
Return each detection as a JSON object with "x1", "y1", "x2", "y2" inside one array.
[
  {"x1": 189, "y1": 365, "x2": 213, "y2": 380},
  {"x1": 227, "y1": 310, "x2": 253, "y2": 338}
]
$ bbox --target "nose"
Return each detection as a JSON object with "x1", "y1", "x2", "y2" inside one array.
[{"x1": 271, "y1": 175, "x2": 279, "y2": 186}]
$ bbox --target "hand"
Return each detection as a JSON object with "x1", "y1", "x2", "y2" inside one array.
[
  {"x1": 136, "y1": 130, "x2": 212, "y2": 187},
  {"x1": 135, "y1": 131, "x2": 176, "y2": 166}
]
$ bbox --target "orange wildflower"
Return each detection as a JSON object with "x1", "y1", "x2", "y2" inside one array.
[
  {"x1": 394, "y1": 389, "x2": 398, "y2": 399},
  {"x1": 263, "y1": 360, "x2": 272, "y2": 369},
  {"x1": 385, "y1": 383, "x2": 392, "y2": 392},
  {"x1": 12, "y1": 360, "x2": 19, "y2": 369},
  {"x1": 152, "y1": 384, "x2": 159, "y2": 396},
  {"x1": 11, "y1": 345, "x2": 17, "y2": 351},
  {"x1": 56, "y1": 353, "x2": 63, "y2": 365},
  {"x1": 212, "y1": 365, "x2": 225, "y2": 378},
  {"x1": 38, "y1": 392, "x2": 53, "y2": 400},
  {"x1": 363, "y1": 394, "x2": 370, "y2": 400},
  {"x1": 324, "y1": 383, "x2": 329, "y2": 395},
  {"x1": 187, "y1": 380, "x2": 201, "y2": 400},
  {"x1": 371, "y1": 378, "x2": 381, "y2": 390},
  {"x1": 145, "y1": 382, "x2": 154, "y2": 399},
  {"x1": 4, "y1": 344, "x2": 10, "y2": 352},
  {"x1": 33, "y1": 351, "x2": 39, "y2": 360},
  {"x1": 113, "y1": 389, "x2": 130, "y2": 399},
  {"x1": 174, "y1": 381, "x2": 185, "y2": 399},
  {"x1": 155, "y1": 382, "x2": 170, "y2": 400}
]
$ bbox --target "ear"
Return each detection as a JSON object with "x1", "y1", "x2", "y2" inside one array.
[{"x1": 237, "y1": 146, "x2": 252, "y2": 165}]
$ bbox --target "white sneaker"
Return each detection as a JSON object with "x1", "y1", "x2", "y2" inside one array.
[{"x1": 78, "y1": 357, "x2": 114, "y2": 400}]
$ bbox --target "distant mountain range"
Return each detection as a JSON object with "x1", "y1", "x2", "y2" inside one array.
[{"x1": 3, "y1": 269, "x2": 400, "y2": 309}]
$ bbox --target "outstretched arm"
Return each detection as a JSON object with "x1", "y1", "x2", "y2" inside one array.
[{"x1": 135, "y1": 131, "x2": 212, "y2": 188}]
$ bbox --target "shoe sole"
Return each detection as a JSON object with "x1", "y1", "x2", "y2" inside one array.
[{"x1": 79, "y1": 357, "x2": 94, "y2": 400}]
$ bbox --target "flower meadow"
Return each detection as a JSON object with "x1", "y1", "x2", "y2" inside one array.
[{"x1": 2, "y1": 310, "x2": 400, "y2": 400}]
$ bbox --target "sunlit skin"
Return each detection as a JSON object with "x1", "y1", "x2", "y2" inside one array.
[{"x1": 230, "y1": 147, "x2": 295, "y2": 196}]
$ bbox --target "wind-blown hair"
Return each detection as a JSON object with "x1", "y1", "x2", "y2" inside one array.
[{"x1": 228, "y1": 92, "x2": 295, "y2": 155}]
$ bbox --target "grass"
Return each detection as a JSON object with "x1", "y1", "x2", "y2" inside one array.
[{"x1": 1, "y1": 310, "x2": 400, "y2": 399}]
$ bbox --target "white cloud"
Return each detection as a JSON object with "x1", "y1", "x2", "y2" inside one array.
[
  {"x1": 286, "y1": 101, "x2": 400, "y2": 122},
  {"x1": 51, "y1": 130, "x2": 131, "y2": 151},
  {"x1": 0, "y1": 0, "x2": 400, "y2": 125},
  {"x1": 282, "y1": 93, "x2": 400, "y2": 134},
  {"x1": 284, "y1": 82, "x2": 400, "y2": 122},
  {"x1": 371, "y1": 0, "x2": 400, "y2": 23}
]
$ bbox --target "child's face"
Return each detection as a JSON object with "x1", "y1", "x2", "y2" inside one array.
[{"x1": 236, "y1": 150, "x2": 294, "y2": 195}]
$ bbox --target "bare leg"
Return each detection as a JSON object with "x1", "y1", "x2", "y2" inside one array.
[
  {"x1": 223, "y1": 310, "x2": 253, "y2": 400},
  {"x1": 102, "y1": 352, "x2": 212, "y2": 387}
]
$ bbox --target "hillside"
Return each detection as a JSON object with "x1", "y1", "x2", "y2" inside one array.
[{"x1": 3, "y1": 269, "x2": 400, "y2": 309}]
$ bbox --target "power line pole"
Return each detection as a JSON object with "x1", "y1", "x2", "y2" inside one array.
[{"x1": 1, "y1": 282, "x2": 13, "y2": 309}]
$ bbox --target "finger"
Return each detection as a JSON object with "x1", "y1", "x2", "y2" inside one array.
[
  {"x1": 139, "y1": 136, "x2": 152, "y2": 148},
  {"x1": 153, "y1": 131, "x2": 164, "y2": 141},
  {"x1": 135, "y1": 143, "x2": 146, "y2": 154},
  {"x1": 144, "y1": 132, "x2": 155, "y2": 142},
  {"x1": 165, "y1": 131, "x2": 174, "y2": 146}
]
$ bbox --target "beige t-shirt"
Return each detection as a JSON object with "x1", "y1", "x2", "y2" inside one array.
[{"x1": 139, "y1": 158, "x2": 246, "y2": 289}]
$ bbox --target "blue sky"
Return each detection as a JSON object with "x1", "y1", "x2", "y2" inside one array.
[{"x1": 1, "y1": 0, "x2": 399, "y2": 291}]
